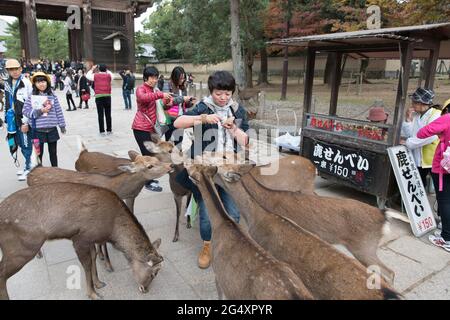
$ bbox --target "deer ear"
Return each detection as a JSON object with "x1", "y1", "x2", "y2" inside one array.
[
  {"x1": 152, "y1": 238, "x2": 161, "y2": 250},
  {"x1": 128, "y1": 150, "x2": 140, "y2": 161},
  {"x1": 118, "y1": 164, "x2": 138, "y2": 173},
  {"x1": 144, "y1": 141, "x2": 162, "y2": 154}
]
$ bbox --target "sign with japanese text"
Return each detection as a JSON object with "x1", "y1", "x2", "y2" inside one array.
[
  {"x1": 387, "y1": 146, "x2": 436, "y2": 237},
  {"x1": 306, "y1": 114, "x2": 389, "y2": 142},
  {"x1": 310, "y1": 140, "x2": 377, "y2": 188}
]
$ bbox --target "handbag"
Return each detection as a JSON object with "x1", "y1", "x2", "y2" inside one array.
[
  {"x1": 81, "y1": 92, "x2": 90, "y2": 102},
  {"x1": 155, "y1": 99, "x2": 171, "y2": 125},
  {"x1": 140, "y1": 111, "x2": 168, "y2": 137}
]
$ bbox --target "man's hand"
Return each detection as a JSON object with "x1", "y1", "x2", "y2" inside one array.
[
  {"x1": 405, "y1": 108, "x2": 414, "y2": 122},
  {"x1": 162, "y1": 92, "x2": 171, "y2": 101},
  {"x1": 61, "y1": 127, "x2": 66, "y2": 134},
  {"x1": 222, "y1": 116, "x2": 235, "y2": 129}
]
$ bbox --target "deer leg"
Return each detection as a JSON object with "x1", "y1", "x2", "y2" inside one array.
[
  {"x1": 73, "y1": 241, "x2": 102, "y2": 300},
  {"x1": 36, "y1": 249, "x2": 43, "y2": 259},
  {"x1": 215, "y1": 279, "x2": 225, "y2": 300},
  {"x1": 0, "y1": 241, "x2": 43, "y2": 300},
  {"x1": 350, "y1": 242, "x2": 395, "y2": 285},
  {"x1": 90, "y1": 246, "x2": 106, "y2": 289},
  {"x1": 124, "y1": 198, "x2": 135, "y2": 214},
  {"x1": 173, "y1": 195, "x2": 183, "y2": 242},
  {"x1": 186, "y1": 193, "x2": 192, "y2": 229},
  {"x1": 96, "y1": 244, "x2": 105, "y2": 261},
  {"x1": 102, "y1": 244, "x2": 114, "y2": 273}
]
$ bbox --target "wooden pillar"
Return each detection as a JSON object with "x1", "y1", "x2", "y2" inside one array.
[
  {"x1": 126, "y1": 3, "x2": 137, "y2": 72},
  {"x1": 425, "y1": 41, "x2": 441, "y2": 89},
  {"x1": 19, "y1": 16, "x2": 29, "y2": 61},
  {"x1": 393, "y1": 42, "x2": 413, "y2": 145},
  {"x1": 329, "y1": 52, "x2": 343, "y2": 116},
  {"x1": 303, "y1": 47, "x2": 316, "y2": 117},
  {"x1": 82, "y1": 0, "x2": 94, "y2": 65},
  {"x1": 23, "y1": 0, "x2": 39, "y2": 63},
  {"x1": 69, "y1": 29, "x2": 83, "y2": 62}
]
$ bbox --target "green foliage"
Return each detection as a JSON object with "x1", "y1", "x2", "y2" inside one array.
[{"x1": 1, "y1": 19, "x2": 68, "y2": 60}]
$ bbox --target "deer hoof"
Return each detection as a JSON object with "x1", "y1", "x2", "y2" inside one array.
[
  {"x1": 172, "y1": 235, "x2": 179, "y2": 243},
  {"x1": 105, "y1": 264, "x2": 114, "y2": 273},
  {"x1": 186, "y1": 222, "x2": 192, "y2": 229},
  {"x1": 36, "y1": 250, "x2": 43, "y2": 259},
  {"x1": 88, "y1": 291, "x2": 103, "y2": 300},
  {"x1": 95, "y1": 281, "x2": 107, "y2": 289}
]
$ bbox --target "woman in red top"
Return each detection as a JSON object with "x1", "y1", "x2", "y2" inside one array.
[{"x1": 132, "y1": 66, "x2": 171, "y2": 192}]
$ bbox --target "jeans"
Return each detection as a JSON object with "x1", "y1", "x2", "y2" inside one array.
[
  {"x1": 96, "y1": 96, "x2": 112, "y2": 133},
  {"x1": 198, "y1": 185, "x2": 240, "y2": 241},
  {"x1": 432, "y1": 173, "x2": 450, "y2": 241},
  {"x1": 18, "y1": 131, "x2": 32, "y2": 170},
  {"x1": 122, "y1": 89, "x2": 132, "y2": 109}
]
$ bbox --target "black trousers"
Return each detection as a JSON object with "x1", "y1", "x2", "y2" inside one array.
[
  {"x1": 39, "y1": 141, "x2": 58, "y2": 167},
  {"x1": 96, "y1": 96, "x2": 112, "y2": 133},
  {"x1": 133, "y1": 129, "x2": 159, "y2": 156},
  {"x1": 66, "y1": 94, "x2": 76, "y2": 110},
  {"x1": 418, "y1": 167, "x2": 432, "y2": 189},
  {"x1": 432, "y1": 173, "x2": 450, "y2": 241}
]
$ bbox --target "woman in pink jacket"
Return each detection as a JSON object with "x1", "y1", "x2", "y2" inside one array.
[
  {"x1": 417, "y1": 99, "x2": 450, "y2": 252},
  {"x1": 132, "y1": 66, "x2": 171, "y2": 192}
]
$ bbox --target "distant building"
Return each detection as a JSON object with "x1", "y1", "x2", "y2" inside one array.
[{"x1": 139, "y1": 43, "x2": 157, "y2": 61}]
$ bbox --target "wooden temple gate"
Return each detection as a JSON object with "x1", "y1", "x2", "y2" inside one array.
[{"x1": 0, "y1": 0, "x2": 153, "y2": 71}]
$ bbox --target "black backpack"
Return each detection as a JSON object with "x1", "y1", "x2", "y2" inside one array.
[{"x1": 127, "y1": 75, "x2": 135, "y2": 90}]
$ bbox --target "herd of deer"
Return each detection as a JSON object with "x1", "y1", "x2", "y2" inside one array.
[{"x1": 0, "y1": 135, "x2": 403, "y2": 300}]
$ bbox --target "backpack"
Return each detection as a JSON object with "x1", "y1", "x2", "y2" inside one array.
[{"x1": 127, "y1": 75, "x2": 135, "y2": 90}]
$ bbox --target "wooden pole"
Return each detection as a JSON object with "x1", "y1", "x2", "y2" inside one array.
[
  {"x1": 329, "y1": 52, "x2": 343, "y2": 116},
  {"x1": 425, "y1": 40, "x2": 441, "y2": 90},
  {"x1": 23, "y1": 0, "x2": 40, "y2": 63},
  {"x1": 82, "y1": 0, "x2": 94, "y2": 65}
]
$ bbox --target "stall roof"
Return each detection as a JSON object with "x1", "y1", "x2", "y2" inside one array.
[{"x1": 269, "y1": 23, "x2": 450, "y2": 59}]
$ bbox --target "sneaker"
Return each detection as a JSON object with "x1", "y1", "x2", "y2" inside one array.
[
  {"x1": 145, "y1": 181, "x2": 163, "y2": 192},
  {"x1": 429, "y1": 234, "x2": 450, "y2": 252},
  {"x1": 198, "y1": 241, "x2": 212, "y2": 269},
  {"x1": 100, "y1": 132, "x2": 106, "y2": 137},
  {"x1": 16, "y1": 169, "x2": 24, "y2": 176},
  {"x1": 18, "y1": 170, "x2": 30, "y2": 181},
  {"x1": 106, "y1": 131, "x2": 113, "y2": 136}
]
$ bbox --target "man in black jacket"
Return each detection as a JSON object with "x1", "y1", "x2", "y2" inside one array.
[
  {"x1": 119, "y1": 68, "x2": 135, "y2": 110},
  {"x1": 77, "y1": 69, "x2": 90, "y2": 109}
]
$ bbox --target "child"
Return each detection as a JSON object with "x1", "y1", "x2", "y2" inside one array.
[
  {"x1": 132, "y1": 66, "x2": 171, "y2": 192},
  {"x1": 23, "y1": 72, "x2": 66, "y2": 167},
  {"x1": 1, "y1": 58, "x2": 33, "y2": 181},
  {"x1": 173, "y1": 70, "x2": 249, "y2": 269}
]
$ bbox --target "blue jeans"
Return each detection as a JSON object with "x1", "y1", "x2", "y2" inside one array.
[
  {"x1": 198, "y1": 185, "x2": 240, "y2": 241},
  {"x1": 432, "y1": 173, "x2": 450, "y2": 241},
  {"x1": 18, "y1": 131, "x2": 32, "y2": 170},
  {"x1": 122, "y1": 89, "x2": 132, "y2": 109}
]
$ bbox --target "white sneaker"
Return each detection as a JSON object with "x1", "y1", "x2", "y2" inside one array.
[
  {"x1": 18, "y1": 170, "x2": 30, "y2": 181},
  {"x1": 429, "y1": 234, "x2": 450, "y2": 252},
  {"x1": 16, "y1": 169, "x2": 24, "y2": 176}
]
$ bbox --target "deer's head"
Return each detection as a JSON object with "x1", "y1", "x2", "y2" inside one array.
[
  {"x1": 131, "y1": 238, "x2": 163, "y2": 294},
  {"x1": 118, "y1": 155, "x2": 173, "y2": 180}
]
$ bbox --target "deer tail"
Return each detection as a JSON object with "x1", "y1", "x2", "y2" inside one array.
[
  {"x1": 77, "y1": 135, "x2": 87, "y2": 154},
  {"x1": 385, "y1": 209, "x2": 410, "y2": 223}
]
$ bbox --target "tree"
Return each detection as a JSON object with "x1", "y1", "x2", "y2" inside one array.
[
  {"x1": 1, "y1": 19, "x2": 68, "y2": 61},
  {"x1": 230, "y1": 0, "x2": 246, "y2": 90}
]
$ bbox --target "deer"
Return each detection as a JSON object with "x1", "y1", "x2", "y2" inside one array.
[
  {"x1": 75, "y1": 138, "x2": 192, "y2": 243},
  {"x1": 209, "y1": 159, "x2": 400, "y2": 299},
  {"x1": 186, "y1": 163, "x2": 314, "y2": 300},
  {"x1": 27, "y1": 155, "x2": 171, "y2": 272},
  {"x1": 210, "y1": 157, "x2": 398, "y2": 284},
  {"x1": 0, "y1": 183, "x2": 163, "y2": 300}
]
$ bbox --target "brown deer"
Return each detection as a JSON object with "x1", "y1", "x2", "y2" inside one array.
[
  {"x1": 213, "y1": 161, "x2": 400, "y2": 299},
  {"x1": 213, "y1": 160, "x2": 396, "y2": 284},
  {"x1": 75, "y1": 139, "x2": 192, "y2": 243},
  {"x1": 0, "y1": 183, "x2": 163, "y2": 300},
  {"x1": 186, "y1": 163, "x2": 314, "y2": 300}
]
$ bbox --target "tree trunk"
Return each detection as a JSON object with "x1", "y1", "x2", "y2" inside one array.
[
  {"x1": 360, "y1": 59, "x2": 370, "y2": 83},
  {"x1": 245, "y1": 48, "x2": 254, "y2": 88},
  {"x1": 257, "y1": 46, "x2": 269, "y2": 86},
  {"x1": 280, "y1": 18, "x2": 290, "y2": 100},
  {"x1": 323, "y1": 53, "x2": 334, "y2": 86},
  {"x1": 230, "y1": 0, "x2": 246, "y2": 90}
]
